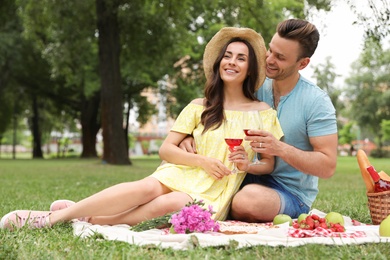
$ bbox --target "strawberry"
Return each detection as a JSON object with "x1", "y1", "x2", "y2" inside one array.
[
  {"x1": 314, "y1": 220, "x2": 320, "y2": 228},
  {"x1": 319, "y1": 222, "x2": 328, "y2": 229},
  {"x1": 305, "y1": 216, "x2": 315, "y2": 230},
  {"x1": 311, "y1": 214, "x2": 320, "y2": 221},
  {"x1": 336, "y1": 226, "x2": 345, "y2": 232}
]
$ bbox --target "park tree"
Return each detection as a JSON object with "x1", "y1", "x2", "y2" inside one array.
[
  {"x1": 5, "y1": 0, "x2": 334, "y2": 164},
  {"x1": 312, "y1": 56, "x2": 341, "y2": 109},
  {"x1": 165, "y1": 0, "x2": 332, "y2": 118},
  {"x1": 0, "y1": 0, "x2": 49, "y2": 158},
  {"x1": 95, "y1": 0, "x2": 129, "y2": 164},
  {"x1": 381, "y1": 120, "x2": 390, "y2": 145},
  {"x1": 338, "y1": 122, "x2": 357, "y2": 155},
  {"x1": 346, "y1": 39, "x2": 390, "y2": 156},
  {"x1": 0, "y1": 0, "x2": 20, "y2": 155},
  {"x1": 347, "y1": 0, "x2": 390, "y2": 43},
  {"x1": 16, "y1": 0, "x2": 102, "y2": 159}
]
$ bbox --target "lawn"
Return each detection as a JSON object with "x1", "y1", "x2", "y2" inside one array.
[{"x1": 0, "y1": 155, "x2": 389, "y2": 259}]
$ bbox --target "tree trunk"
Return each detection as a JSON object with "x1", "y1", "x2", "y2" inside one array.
[
  {"x1": 124, "y1": 94, "x2": 131, "y2": 157},
  {"x1": 12, "y1": 102, "x2": 17, "y2": 160},
  {"x1": 95, "y1": 0, "x2": 130, "y2": 165},
  {"x1": 80, "y1": 90, "x2": 100, "y2": 158},
  {"x1": 31, "y1": 95, "x2": 43, "y2": 158}
]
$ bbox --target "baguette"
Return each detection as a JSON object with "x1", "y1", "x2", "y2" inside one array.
[{"x1": 356, "y1": 149, "x2": 375, "y2": 193}]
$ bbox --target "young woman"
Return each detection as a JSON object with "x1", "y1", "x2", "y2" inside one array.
[{"x1": 1, "y1": 27, "x2": 283, "y2": 230}]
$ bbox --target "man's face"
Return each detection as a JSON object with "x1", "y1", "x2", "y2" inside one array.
[{"x1": 265, "y1": 33, "x2": 305, "y2": 81}]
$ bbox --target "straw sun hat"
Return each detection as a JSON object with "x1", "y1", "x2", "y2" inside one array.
[{"x1": 203, "y1": 27, "x2": 266, "y2": 90}]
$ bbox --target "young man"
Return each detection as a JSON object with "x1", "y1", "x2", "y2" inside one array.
[{"x1": 229, "y1": 18, "x2": 338, "y2": 222}]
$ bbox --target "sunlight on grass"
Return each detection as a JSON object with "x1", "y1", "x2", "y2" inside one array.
[{"x1": 0, "y1": 155, "x2": 389, "y2": 258}]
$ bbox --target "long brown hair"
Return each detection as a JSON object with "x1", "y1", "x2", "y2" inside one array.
[{"x1": 201, "y1": 38, "x2": 259, "y2": 133}]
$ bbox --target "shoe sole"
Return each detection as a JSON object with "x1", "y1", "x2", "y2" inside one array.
[{"x1": 50, "y1": 200, "x2": 75, "y2": 211}]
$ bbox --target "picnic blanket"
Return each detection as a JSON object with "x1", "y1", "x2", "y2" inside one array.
[{"x1": 72, "y1": 209, "x2": 390, "y2": 249}]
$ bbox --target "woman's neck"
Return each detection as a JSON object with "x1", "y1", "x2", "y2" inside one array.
[{"x1": 223, "y1": 86, "x2": 252, "y2": 110}]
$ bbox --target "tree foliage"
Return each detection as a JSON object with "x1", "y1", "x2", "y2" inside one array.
[
  {"x1": 0, "y1": 0, "x2": 334, "y2": 163},
  {"x1": 346, "y1": 39, "x2": 390, "y2": 152},
  {"x1": 381, "y1": 119, "x2": 390, "y2": 143},
  {"x1": 347, "y1": 0, "x2": 390, "y2": 43},
  {"x1": 338, "y1": 122, "x2": 356, "y2": 156},
  {"x1": 164, "y1": 0, "x2": 315, "y2": 118}
]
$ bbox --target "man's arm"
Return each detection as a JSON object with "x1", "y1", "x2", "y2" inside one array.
[
  {"x1": 273, "y1": 133, "x2": 337, "y2": 179},
  {"x1": 181, "y1": 135, "x2": 197, "y2": 153},
  {"x1": 247, "y1": 131, "x2": 337, "y2": 179}
]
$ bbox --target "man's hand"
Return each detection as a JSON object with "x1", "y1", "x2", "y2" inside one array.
[
  {"x1": 245, "y1": 129, "x2": 281, "y2": 157},
  {"x1": 178, "y1": 135, "x2": 197, "y2": 154}
]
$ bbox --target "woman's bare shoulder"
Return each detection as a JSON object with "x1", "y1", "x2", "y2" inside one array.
[
  {"x1": 251, "y1": 100, "x2": 271, "y2": 111},
  {"x1": 190, "y1": 98, "x2": 205, "y2": 106}
]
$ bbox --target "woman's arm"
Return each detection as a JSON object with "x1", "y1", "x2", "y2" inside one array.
[
  {"x1": 159, "y1": 131, "x2": 231, "y2": 179},
  {"x1": 172, "y1": 134, "x2": 275, "y2": 175}
]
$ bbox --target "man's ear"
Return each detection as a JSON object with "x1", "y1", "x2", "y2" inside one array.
[{"x1": 298, "y1": 57, "x2": 310, "y2": 70}]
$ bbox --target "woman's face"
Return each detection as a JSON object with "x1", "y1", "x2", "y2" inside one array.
[{"x1": 219, "y1": 41, "x2": 249, "y2": 85}]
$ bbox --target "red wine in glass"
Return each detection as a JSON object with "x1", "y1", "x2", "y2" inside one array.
[
  {"x1": 243, "y1": 111, "x2": 266, "y2": 165},
  {"x1": 224, "y1": 138, "x2": 243, "y2": 173},
  {"x1": 243, "y1": 129, "x2": 255, "y2": 136},
  {"x1": 225, "y1": 138, "x2": 243, "y2": 149}
]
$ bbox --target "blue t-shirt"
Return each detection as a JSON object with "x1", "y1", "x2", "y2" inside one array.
[{"x1": 256, "y1": 76, "x2": 337, "y2": 207}]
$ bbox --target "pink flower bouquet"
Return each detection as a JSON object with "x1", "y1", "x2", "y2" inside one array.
[{"x1": 169, "y1": 200, "x2": 220, "y2": 234}]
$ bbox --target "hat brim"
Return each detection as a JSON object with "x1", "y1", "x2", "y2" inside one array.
[{"x1": 203, "y1": 27, "x2": 266, "y2": 91}]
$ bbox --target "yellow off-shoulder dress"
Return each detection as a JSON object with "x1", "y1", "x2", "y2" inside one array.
[{"x1": 151, "y1": 103, "x2": 283, "y2": 220}]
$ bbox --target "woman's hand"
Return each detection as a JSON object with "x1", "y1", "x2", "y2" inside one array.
[
  {"x1": 202, "y1": 157, "x2": 231, "y2": 179},
  {"x1": 228, "y1": 146, "x2": 250, "y2": 172}
]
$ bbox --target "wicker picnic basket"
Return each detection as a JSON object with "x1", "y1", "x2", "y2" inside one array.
[{"x1": 367, "y1": 190, "x2": 390, "y2": 225}]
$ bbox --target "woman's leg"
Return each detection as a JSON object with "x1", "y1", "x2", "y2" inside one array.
[
  {"x1": 89, "y1": 191, "x2": 192, "y2": 226},
  {"x1": 49, "y1": 177, "x2": 171, "y2": 225}
]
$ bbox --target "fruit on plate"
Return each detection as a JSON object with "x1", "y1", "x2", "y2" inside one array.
[
  {"x1": 325, "y1": 212, "x2": 345, "y2": 226},
  {"x1": 294, "y1": 214, "x2": 327, "y2": 230},
  {"x1": 379, "y1": 215, "x2": 390, "y2": 237},
  {"x1": 273, "y1": 214, "x2": 293, "y2": 226},
  {"x1": 292, "y1": 213, "x2": 345, "y2": 232},
  {"x1": 297, "y1": 213, "x2": 309, "y2": 223}
]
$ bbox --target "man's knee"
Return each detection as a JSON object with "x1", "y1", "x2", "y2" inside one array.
[
  {"x1": 230, "y1": 184, "x2": 281, "y2": 222},
  {"x1": 231, "y1": 186, "x2": 258, "y2": 219},
  {"x1": 233, "y1": 184, "x2": 262, "y2": 206}
]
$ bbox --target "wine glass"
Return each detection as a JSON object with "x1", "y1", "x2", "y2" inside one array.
[
  {"x1": 224, "y1": 118, "x2": 244, "y2": 174},
  {"x1": 243, "y1": 111, "x2": 265, "y2": 165}
]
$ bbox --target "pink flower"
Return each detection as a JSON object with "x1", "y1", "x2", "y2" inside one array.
[{"x1": 169, "y1": 200, "x2": 220, "y2": 234}]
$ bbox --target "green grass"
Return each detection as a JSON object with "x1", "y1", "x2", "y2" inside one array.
[{"x1": 1, "y1": 156, "x2": 389, "y2": 259}]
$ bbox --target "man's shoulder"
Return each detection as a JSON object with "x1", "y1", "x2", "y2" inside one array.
[{"x1": 297, "y1": 76, "x2": 329, "y2": 97}]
